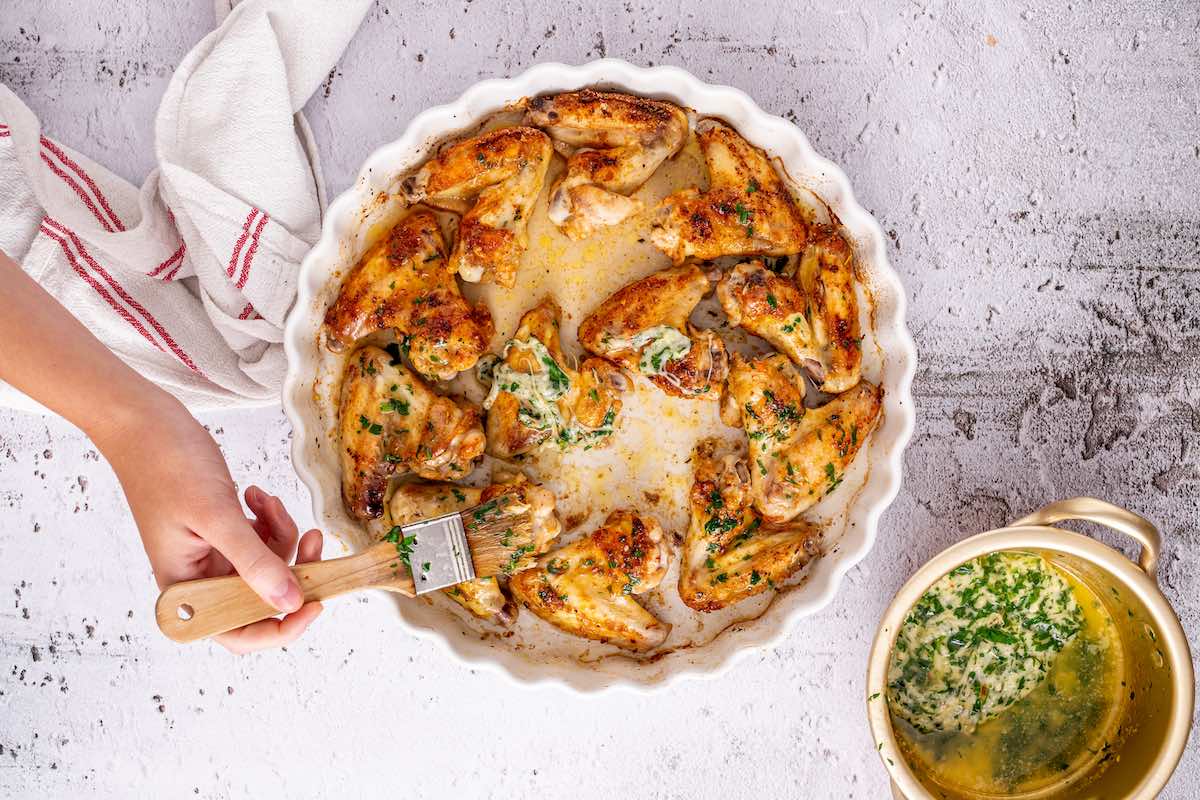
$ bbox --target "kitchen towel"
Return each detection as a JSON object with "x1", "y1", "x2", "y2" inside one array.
[{"x1": 0, "y1": 0, "x2": 371, "y2": 411}]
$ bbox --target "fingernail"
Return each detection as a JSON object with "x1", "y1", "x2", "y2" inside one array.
[
  {"x1": 270, "y1": 578, "x2": 302, "y2": 613},
  {"x1": 246, "y1": 486, "x2": 262, "y2": 504}
]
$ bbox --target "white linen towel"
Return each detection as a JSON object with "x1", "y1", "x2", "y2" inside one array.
[{"x1": 0, "y1": 0, "x2": 371, "y2": 411}]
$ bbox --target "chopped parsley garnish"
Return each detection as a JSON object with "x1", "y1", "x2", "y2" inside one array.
[
  {"x1": 383, "y1": 526, "x2": 417, "y2": 566},
  {"x1": 503, "y1": 545, "x2": 533, "y2": 575},
  {"x1": 824, "y1": 462, "x2": 842, "y2": 494},
  {"x1": 543, "y1": 356, "x2": 569, "y2": 394},
  {"x1": 380, "y1": 398, "x2": 410, "y2": 415}
]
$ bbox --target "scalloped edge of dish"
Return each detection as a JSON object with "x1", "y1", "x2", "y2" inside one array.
[{"x1": 283, "y1": 59, "x2": 917, "y2": 693}]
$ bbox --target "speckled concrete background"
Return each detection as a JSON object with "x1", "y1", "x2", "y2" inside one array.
[{"x1": 1, "y1": 1, "x2": 1197, "y2": 797}]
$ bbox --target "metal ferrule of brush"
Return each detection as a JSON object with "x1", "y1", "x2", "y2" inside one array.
[{"x1": 403, "y1": 512, "x2": 476, "y2": 595}]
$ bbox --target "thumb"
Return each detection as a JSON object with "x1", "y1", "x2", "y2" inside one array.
[{"x1": 203, "y1": 504, "x2": 303, "y2": 614}]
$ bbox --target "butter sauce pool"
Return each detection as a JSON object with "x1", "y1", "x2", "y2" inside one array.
[{"x1": 887, "y1": 551, "x2": 1126, "y2": 796}]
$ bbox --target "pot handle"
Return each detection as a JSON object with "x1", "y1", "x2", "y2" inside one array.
[{"x1": 1011, "y1": 497, "x2": 1160, "y2": 581}]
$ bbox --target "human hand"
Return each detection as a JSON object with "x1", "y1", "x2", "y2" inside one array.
[
  {"x1": 100, "y1": 397, "x2": 325, "y2": 653},
  {"x1": 0, "y1": 250, "x2": 323, "y2": 652}
]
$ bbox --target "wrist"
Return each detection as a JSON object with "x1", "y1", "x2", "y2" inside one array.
[{"x1": 85, "y1": 378, "x2": 187, "y2": 459}]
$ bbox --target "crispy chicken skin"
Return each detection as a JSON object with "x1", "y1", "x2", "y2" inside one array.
[
  {"x1": 526, "y1": 90, "x2": 689, "y2": 239},
  {"x1": 680, "y1": 439, "x2": 822, "y2": 611},
  {"x1": 651, "y1": 119, "x2": 807, "y2": 263},
  {"x1": 718, "y1": 230, "x2": 863, "y2": 392},
  {"x1": 323, "y1": 210, "x2": 494, "y2": 380},
  {"x1": 577, "y1": 264, "x2": 729, "y2": 398},
  {"x1": 388, "y1": 476, "x2": 562, "y2": 624},
  {"x1": 482, "y1": 298, "x2": 625, "y2": 458},
  {"x1": 721, "y1": 354, "x2": 882, "y2": 523},
  {"x1": 717, "y1": 259, "x2": 823, "y2": 375},
  {"x1": 796, "y1": 229, "x2": 862, "y2": 393},
  {"x1": 509, "y1": 510, "x2": 671, "y2": 652},
  {"x1": 338, "y1": 346, "x2": 486, "y2": 520},
  {"x1": 404, "y1": 126, "x2": 552, "y2": 288}
]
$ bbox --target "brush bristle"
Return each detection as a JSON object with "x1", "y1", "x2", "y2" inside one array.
[{"x1": 460, "y1": 491, "x2": 540, "y2": 578}]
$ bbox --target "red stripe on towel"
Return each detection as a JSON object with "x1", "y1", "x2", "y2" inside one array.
[
  {"x1": 226, "y1": 209, "x2": 258, "y2": 278},
  {"x1": 40, "y1": 153, "x2": 115, "y2": 233},
  {"x1": 40, "y1": 136, "x2": 125, "y2": 231},
  {"x1": 236, "y1": 211, "x2": 269, "y2": 289},
  {"x1": 40, "y1": 223, "x2": 165, "y2": 354},
  {"x1": 149, "y1": 241, "x2": 186, "y2": 278},
  {"x1": 43, "y1": 216, "x2": 204, "y2": 376}
]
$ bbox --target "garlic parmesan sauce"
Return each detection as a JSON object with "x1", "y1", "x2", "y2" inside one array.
[{"x1": 887, "y1": 551, "x2": 1126, "y2": 796}]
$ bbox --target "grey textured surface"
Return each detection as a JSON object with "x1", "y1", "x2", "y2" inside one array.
[{"x1": 1, "y1": 1, "x2": 1197, "y2": 797}]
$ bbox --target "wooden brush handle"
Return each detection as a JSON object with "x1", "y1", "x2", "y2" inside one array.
[{"x1": 155, "y1": 542, "x2": 414, "y2": 643}]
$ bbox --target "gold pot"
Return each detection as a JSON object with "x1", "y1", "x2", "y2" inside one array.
[{"x1": 867, "y1": 498, "x2": 1194, "y2": 799}]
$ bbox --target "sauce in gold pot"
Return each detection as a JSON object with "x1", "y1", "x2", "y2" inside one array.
[{"x1": 887, "y1": 551, "x2": 1127, "y2": 796}]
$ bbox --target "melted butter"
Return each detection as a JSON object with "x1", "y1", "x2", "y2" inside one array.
[{"x1": 893, "y1": 556, "x2": 1127, "y2": 797}]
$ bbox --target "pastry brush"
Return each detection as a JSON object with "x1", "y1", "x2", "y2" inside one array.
[{"x1": 155, "y1": 490, "x2": 539, "y2": 643}]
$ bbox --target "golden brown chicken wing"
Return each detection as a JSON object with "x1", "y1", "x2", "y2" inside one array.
[
  {"x1": 509, "y1": 510, "x2": 671, "y2": 652},
  {"x1": 404, "y1": 126, "x2": 552, "y2": 288},
  {"x1": 526, "y1": 90, "x2": 689, "y2": 239},
  {"x1": 480, "y1": 298, "x2": 625, "y2": 457},
  {"x1": 718, "y1": 229, "x2": 863, "y2": 393},
  {"x1": 651, "y1": 119, "x2": 807, "y2": 264},
  {"x1": 721, "y1": 353, "x2": 882, "y2": 523},
  {"x1": 796, "y1": 229, "x2": 862, "y2": 393},
  {"x1": 679, "y1": 438, "x2": 822, "y2": 611},
  {"x1": 387, "y1": 475, "x2": 562, "y2": 624},
  {"x1": 577, "y1": 264, "x2": 728, "y2": 398},
  {"x1": 338, "y1": 345, "x2": 486, "y2": 520},
  {"x1": 717, "y1": 258, "x2": 822, "y2": 375},
  {"x1": 322, "y1": 210, "x2": 494, "y2": 380}
]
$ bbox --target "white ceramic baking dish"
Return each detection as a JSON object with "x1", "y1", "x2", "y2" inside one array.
[{"x1": 282, "y1": 59, "x2": 917, "y2": 691}]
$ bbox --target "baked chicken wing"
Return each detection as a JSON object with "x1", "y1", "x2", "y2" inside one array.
[
  {"x1": 479, "y1": 298, "x2": 625, "y2": 457},
  {"x1": 509, "y1": 510, "x2": 671, "y2": 652},
  {"x1": 679, "y1": 438, "x2": 822, "y2": 611},
  {"x1": 339, "y1": 345, "x2": 486, "y2": 520},
  {"x1": 577, "y1": 264, "x2": 728, "y2": 398},
  {"x1": 717, "y1": 258, "x2": 822, "y2": 375},
  {"x1": 323, "y1": 210, "x2": 494, "y2": 380},
  {"x1": 795, "y1": 229, "x2": 862, "y2": 393},
  {"x1": 718, "y1": 229, "x2": 863, "y2": 393},
  {"x1": 651, "y1": 119, "x2": 807, "y2": 263},
  {"x1": 526, "y1": 89, "x2": 689, "y2": 239},
  {"x1": 404, "y1": 126, "x2": 552, "y2": 288},
  {"x1": 721, "y1": 354, "x2": 882, "y2": 523},
  {"x1": 388, "y1": 475, "x2": 562, "y2": 624}
]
